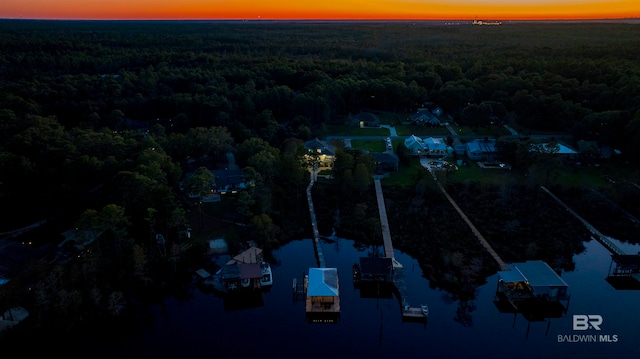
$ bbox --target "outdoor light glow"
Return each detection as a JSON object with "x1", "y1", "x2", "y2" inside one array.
[{"x1": 2, "y1": 0, "x2": 639, "y2": 20}]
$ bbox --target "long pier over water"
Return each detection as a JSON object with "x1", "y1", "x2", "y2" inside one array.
[
  {"x1": 434, "y1": 180, "x2": 510, "y2": 271},
  {"x1": 307, "y1": 180, "x2": 326, "y2": 268},
  {"x1": 540, "y1": 186, "x2": 625, "y2": 255},
  {"x1": 374, "y1": 179, "x2": 401, "y2": 267},
  {"x1": 373, "y1": 179, "x2": 425, "y2": 320}
]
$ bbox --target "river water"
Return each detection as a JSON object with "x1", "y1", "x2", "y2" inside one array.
[{"x1": 61, "y1": 234, "x2": 637, "y2": 359}]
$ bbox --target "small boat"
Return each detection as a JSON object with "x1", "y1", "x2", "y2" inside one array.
[
  {"x1": 421, "y1": 304, "x2": 429, "y2": 317},
  {"x1": 260, "y1": 261, "x2": 273, "y2": 286}
]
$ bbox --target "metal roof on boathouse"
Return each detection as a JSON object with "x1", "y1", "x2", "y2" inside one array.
[{"x1": 498, "y1": 260, "x2": 569, "y2": 295}]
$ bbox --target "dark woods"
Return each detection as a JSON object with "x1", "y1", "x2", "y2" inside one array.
[{"x1": 1, "y1": 20, "x2": 640, "y2": 332}]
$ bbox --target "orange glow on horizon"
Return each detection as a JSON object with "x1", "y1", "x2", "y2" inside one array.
[{"x1": 3, "y1": 0, "x2": 640, "y2": 21}]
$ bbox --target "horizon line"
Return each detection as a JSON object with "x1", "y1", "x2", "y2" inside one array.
[{"x1": 2, "y1": 17, "x2": 640, "y2": 22}]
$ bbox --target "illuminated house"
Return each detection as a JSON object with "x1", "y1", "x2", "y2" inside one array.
[
  {"x1": 404, "y1": 135, "x2": 452, "y2": 158},
  {"x1": 304, "y1": 138, "x2": 336, "y2": 168}
]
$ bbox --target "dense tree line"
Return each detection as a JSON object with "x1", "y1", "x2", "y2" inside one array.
[
  {"x1": 2, "y1": 20, "x2": 640, "y2": 333},
  {"x1": 3, "y1": 20, "x2": 640, "y2": 225}
]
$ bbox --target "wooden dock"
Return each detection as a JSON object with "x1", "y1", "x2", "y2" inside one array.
[
  {"x1": 292, "y1": 277, "x2": 306, "y2": 300},
  {"x1": 374, "y1": 179, "x2": 395, "y2": 260},
  {"x1": 306, "y1": 180, "x2": 326, "y2": 268},
  {"x1": 402, "y1": 306, "x2": 427, "y2": 320},
  {"x1": 373, "y1": 179, "x2": 427, "y2": 322},
  {"x1": 540, "y1": 186, "x2": 625, "y2": 255},
  {"x1": 434, "y1": 180, "x2": 510, "y2": 271}
]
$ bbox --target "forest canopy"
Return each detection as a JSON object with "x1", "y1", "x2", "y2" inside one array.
[
  {"x1": 2, "y1": 20, "x2": 640, "y2": 232},
  {"x1": 2, "y1": 20, "x2": 640, "y2": 332}
]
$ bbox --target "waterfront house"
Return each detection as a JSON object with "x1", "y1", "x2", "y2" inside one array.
[
  {"x1": 404, "y1": 135, "x2": 425, "y2": 156},
  {"x1": 221, "y1": 246, "x2": 268, "y2": 290},
  {"x1": 371, "y1": 152, "x2": 399, "y2": 173},
  {"x1": 422, "y1": 137, "x2": 452, "y2": 158},
  {"x1": 352, "y1": 111, "x2": 380, "y2": 128},
  {"x1": 305, "y1": 138, "x2": 336, "y2": 169},
  {"x1": 409, "y1": 108, "x2": 441, "y2": 126},
  {"x1": 465, "y1": 138, "x2": 498, "y2": 161},
  {"x1": 211, "y1": 168, "x2": 248, "y2": 194}
]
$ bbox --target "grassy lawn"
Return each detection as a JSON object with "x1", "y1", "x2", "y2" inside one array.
[
  {"x1": 456, "y1": 126, "x2": 510, "y2": 137},
  {"x1": 326, "y1": 124, "x2": 390, "y2": 136},
  {"x1": 326, "y1": 112, "x2": 640, "y2": 191},
  {"x1": 350, "y1": 139, "x2": 387, "y2": 152},
  {"x1": 329, "y1": 139, "x2": 347, "y2": 151},
  {"x1": 446, "y1": 161, "x2": 514, "y2": 185},
  {"x1": 395, "y1": 124, "x2": 451, "y2": 137},
  {"x1": 445, "y1": 159, "x2": 639, "y2": 189},
  {"x1": 376, "y1": 112, "x2": 408, "y2": 126},
  {"x1": 555, "y1": 160, "x2": 640, "y2": 189},
  {"x1": 381, "y1": 158, "x2": 429, "y2": 187}
]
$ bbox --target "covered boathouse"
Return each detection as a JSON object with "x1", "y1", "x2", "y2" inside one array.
[
  {"x1": 358, "y1": 257, "x2": 393, "y2": 283},
  {"x1": 495, "y1": 260, "x2": 570, "y2": 317},
  {"x1": 220, "y1": 246, "x2": 266, "y2": 291},
  {"x1": 306, "y1": 267, "x2": 340, "y2": 323},
  {"x1": 606, "y1": 253, "x2": 640, "y2": 289},
  {"x1": 353, "y1": 257, "x2": 395, "y2": 298}
]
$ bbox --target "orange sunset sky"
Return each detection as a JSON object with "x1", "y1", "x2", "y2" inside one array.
[{"x1": 2, "y1": 0, "x2": 640, "y2": 20}]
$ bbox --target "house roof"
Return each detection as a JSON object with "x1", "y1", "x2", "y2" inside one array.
[
  {"x1": 239, "y1": 262, "x2": 263, "y2": 279},
  {"x1": 498, "y1": 269, "x2": 526, "y2": 283},
  {"x1": 410, "y1": 112, "x2": 429, "y2": 121},
  {"x1": 227, "y1": 247, "x2": 263, "y2": 265},
  {"x1": 305, "y1": 138, "x2": 336, "y2": 156},
  {"x1": 410, "y1": 109, "x2": 440, "y2": 123},
  {"x1": 423, "y1": 137, "x2": 448, "y2": 151},
  {"x1": 577, "y1": 140, "x2": 599, "y2": 153},
  {"x1": 550, "y1": 143, "x2": 577, "y2": 154},
  {"x1": 354, "y1": 111, "x2": 379, "y2": 123},
  {"x1": 404, "y1": 135, "x2": 424, "y2": 149},
  {"x1": 221, "y1": 263, "x2": 241, "y2": 280},
  {"x1": 499, "y1": 260, "x2": 568, "y2": 288},
  {"x1": 307, "y1": 268, "x2": 339, "y2": 297},
  {"x1": 466, "y1": 139, "x2": 497, "y2": 154},
  {"x1": 211, "y1": 169, "x2": 245, "y2": 188}
]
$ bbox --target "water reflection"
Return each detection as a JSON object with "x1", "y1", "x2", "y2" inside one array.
[{"x1": 31, "y1": 236, "x2": 639, "y2": 358}]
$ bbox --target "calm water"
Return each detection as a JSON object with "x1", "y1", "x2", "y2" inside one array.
[{"x1": 49, "y1": 236, "x2": 640, "y2": 358}]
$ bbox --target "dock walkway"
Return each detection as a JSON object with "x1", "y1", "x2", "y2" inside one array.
[
  {"x1": 373, "y1": 178, "x2": 425, "y2": 320},
  {"x1": 307, "y1": 180, "x2": 326, "y2": 268},
  {"x1": 374, "y1": 179, "x2": 396, "y2": 261},
  {"x1": 434, "y1": 179, "x2": 510, "y2": 271},
  {"x1": 540, "y1": 186, "x2": 624, "y2": 255}
]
